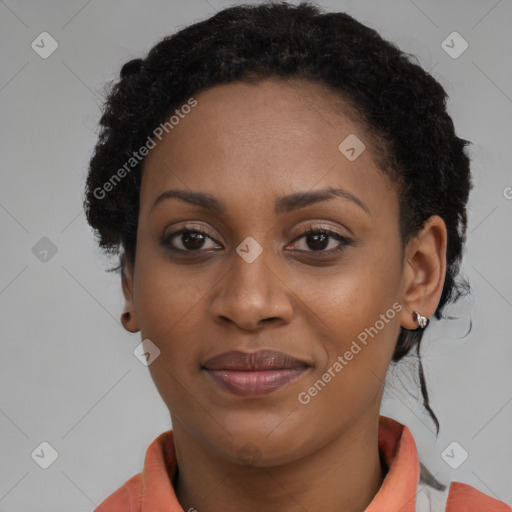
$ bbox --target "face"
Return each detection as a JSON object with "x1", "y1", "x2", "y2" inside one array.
[{"x1": 122, "y1": 77, "x2": 433, "y2": 466}]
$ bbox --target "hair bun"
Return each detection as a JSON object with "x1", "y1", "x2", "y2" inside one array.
[{"x1": 120, "y1": 58, "x2": 144, "y2": 79}]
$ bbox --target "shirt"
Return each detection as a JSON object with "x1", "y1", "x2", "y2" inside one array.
[{"x1": 95, "y1": 415, "x2": 511, "y2": 511}]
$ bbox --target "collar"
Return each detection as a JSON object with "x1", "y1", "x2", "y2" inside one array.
[
  {"x1": 140, "y1": 415, "x2": 419, "y2": 512},
  {"x1": 366, "y1": 415, "x2": 419, "y2": 511}
]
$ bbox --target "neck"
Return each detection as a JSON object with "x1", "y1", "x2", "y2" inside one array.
[{"x1": 173, "y1": 414, "x2": 386, "y2": 512}]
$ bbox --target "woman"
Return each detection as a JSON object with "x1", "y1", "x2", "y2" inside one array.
[{"x1": 84, "y1": 2, "x2": 511, "y2": 511}]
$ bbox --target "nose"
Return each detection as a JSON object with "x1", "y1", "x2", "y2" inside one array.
[{"x1": 209, "y1": 248, "x2": 294, "y2": 332}]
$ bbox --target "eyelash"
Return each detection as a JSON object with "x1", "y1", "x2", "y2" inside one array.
[{"x1": 161, "y1": 225, "x2": 353, "y2": 257}]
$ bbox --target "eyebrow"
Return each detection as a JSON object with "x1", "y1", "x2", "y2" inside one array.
[{"x1": 150, "y1": 186, "x2": 370, "y2": 215}]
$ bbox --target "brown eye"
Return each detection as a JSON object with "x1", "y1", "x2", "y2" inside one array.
[
  {"x1": 162, "y1": 228, "x2": 221, "y2": 252},
  {"x1": 290, "y1": 228, "x2": 353, "y2": 255}
]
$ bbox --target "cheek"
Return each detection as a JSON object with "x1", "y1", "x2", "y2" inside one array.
[
  {"x1": 134, "y1": 233, "x2": 204, "y2": 322},
  {"x1": 133, "y1": 261, "x2": 209, "y2": 418},
  {"x1": 294, "y1": 276, "x2": 401, "y2": 427},
  {"x1": 132, "y1": 250, "x2": 210, "y2": 370},
  {"x1": 302, "y1": 247, "x2": 401, "y2": 336},
  {"x1": 296, "y1": 246, "x2": 402, "y2": 388}
]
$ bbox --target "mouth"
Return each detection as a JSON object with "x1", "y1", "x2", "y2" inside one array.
[{"x1": 201, "y1": 349, "x2": 312, "y2": 397}]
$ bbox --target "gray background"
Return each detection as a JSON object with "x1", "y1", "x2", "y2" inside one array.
[{"x1": 1, "y1": 0, "x2": 511, "y2": 510}]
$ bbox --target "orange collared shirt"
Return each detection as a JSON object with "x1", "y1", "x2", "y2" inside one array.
[{"x1": 95, "y1": 415, "x2": 511, "y2": 511}]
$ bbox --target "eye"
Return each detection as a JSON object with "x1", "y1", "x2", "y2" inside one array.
[
  {"x1": 160, "y1": 225, "x2": 353, "y2": 256},
  {"x1": 288, "y1": 227, "x2": 353, "y2": 255},
  {"x1": 161, "y1": 227, "x2": 222, "y2": 253}
]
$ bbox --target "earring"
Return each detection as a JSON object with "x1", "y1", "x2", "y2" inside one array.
[{"x1": 414, "y1": 311, "x2": 429, "y2": 329}]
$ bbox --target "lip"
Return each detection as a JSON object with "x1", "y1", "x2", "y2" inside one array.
[{"x1": 202, "y1": 350, "x2": 312, "y2": 397}]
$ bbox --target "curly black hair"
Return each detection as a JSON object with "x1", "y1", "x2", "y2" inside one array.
[{"x1": 84, "y1": 1, "x2": 472, "y2": 435}]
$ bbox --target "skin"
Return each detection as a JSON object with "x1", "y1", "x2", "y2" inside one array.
[{"x1": 120, "y1": 77, "x2": 447, "y2": 512}]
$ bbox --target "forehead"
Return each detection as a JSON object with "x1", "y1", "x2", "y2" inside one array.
[{"x1": 140, "y1": 77, "x2": 395, "y2": 217}]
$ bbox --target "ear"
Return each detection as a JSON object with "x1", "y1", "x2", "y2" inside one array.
[
  {"x1": 120, "y1": 257, "x2": 140, "y2": 333},
  {"x1": 399, "y1": 215, "x2": 447, "y2": 330}
]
